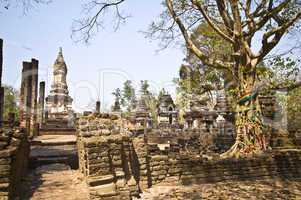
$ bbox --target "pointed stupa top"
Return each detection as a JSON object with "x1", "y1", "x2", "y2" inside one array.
[{"x1": 54, "y1": 47, "x2": 67, "y2": 73}]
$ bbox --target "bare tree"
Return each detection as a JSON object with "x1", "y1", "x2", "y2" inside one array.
[{"x1": 71, "y1": 0, "x2": 129, "y2": 43}]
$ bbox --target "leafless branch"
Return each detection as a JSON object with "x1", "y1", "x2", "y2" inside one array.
[
  {"x1": 71, "y1": 0, "x2": 129, "y2": 43},
  {"x1": 0, "y1": 0, "x2": 51, "y2": 14}
]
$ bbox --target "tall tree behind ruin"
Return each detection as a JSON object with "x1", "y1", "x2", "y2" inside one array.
[
  {"x1": 3, "y1": 85, "x2": 19, "y2": 121},
  {"x1": 139, "y1": 80, "x2": 159, "y2": 123},
  {"x1": 121, "y1": 80, "x2": 136, "y2": 112},
  {"x1": 163, "y1": 0, "x2": 301, "y2": 157},
  {"x1": 71, "y1": 0, "x2": 301, "y2": 157}
]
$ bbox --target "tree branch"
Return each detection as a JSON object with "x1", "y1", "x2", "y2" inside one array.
[
  {"x1": 246, "y1": 0, "x2": 290, "y2": 39},
  {"x1": 257, "y1": 11, "x2": 301, "y2": 62},
  {"x1": 72, "y1": 0, "x2": 128, "y2": 43},
  {"x1": 166, "y1": 0, "x2": 233, "y2": 72},
  {"x1": 191, "y1": 0, "x2": 234, "y2": 43},
  {"x1": 216, "y1": 0, "x2": 234, "y2": 34}
]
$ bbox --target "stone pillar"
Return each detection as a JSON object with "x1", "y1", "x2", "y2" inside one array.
[
  {"x1": 20, "y1": 61, "x2": 32, "y2": 135},
  {"x1": 0, "y1": 87, "x2": 3, "y2": 127},
  {"x1": 26, "y1": 64, "x2": 33, "y2": 136},
  {"x1": 20, "y1": 62, "x2": 28, "y2": 128},
  {"x1": 0, "y1": 38, "x2": 3, "y2": 87},
  {"x1": 38, "y1": 81, "x2": 45, "y2": 126},
  {"x1": 30, "y1": 59, "x2": 39, "y2": 136},
  {"x1": 95, "y1": 101, "x2": 100, "y2": 113},
  {"x1": 0, "y1": 39, "x2": 3, "y2": 127}
]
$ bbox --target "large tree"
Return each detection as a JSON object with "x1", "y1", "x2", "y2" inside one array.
[{"x1": 164, "y1": 0, "x2": 301, "y2": 157}]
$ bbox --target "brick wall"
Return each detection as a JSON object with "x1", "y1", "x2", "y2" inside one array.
[
  {"x1": 77, "y1": 114, "x2": 301, "y2": 200},
  {"x1": 0, "y1": 127, "x2": 29, "y2": 200}
]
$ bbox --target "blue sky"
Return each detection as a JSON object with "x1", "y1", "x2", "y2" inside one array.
[
  {"x1": 0, "y1": 1, "x2": 300, "y2": 112},
  {"x1": 0, "y1": 0, "x2": 183, "y2": 111}
]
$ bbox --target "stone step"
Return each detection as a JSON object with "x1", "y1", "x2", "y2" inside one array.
[
  {"x1": 31, "y1": 140, "x2": 76, "y2": 146},
  {"x1": 88, "y1": 175, "x2": 115, "y2": 187},
  {"x1": 31, "y1": 135, "x2": 77, "y2": 146},
  {"x1": 29, "y1": 155, "x2": 78, "y2": 169},
  {"x1": 39, "y1": 128, "x2": 76, "y2": 136},
  {"x1": 30, "y1": 145, "x2": 77, "y2": 159},
  {"x1": 29, "y1": 135, "x2": 78, "y2": 169},
  {"x1": 89, "y1": 183, "x2": 118, "y2": 198}
]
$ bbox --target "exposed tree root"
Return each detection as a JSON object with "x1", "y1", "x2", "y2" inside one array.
[{"x1": 220, "y1": 140, "x2": 264, "y2": 159}]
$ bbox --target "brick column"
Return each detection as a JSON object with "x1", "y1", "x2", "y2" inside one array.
[
  {"x1": 0, "y1": 38, "x2": 3, "y2": 87},
  {"x1": 95, "y1": 101, "x2": 101, "y2": 113},
  {"x1": 38, "y1": 81, "x2": 45, "y2": 126},
  {"x1": 20, "y1": 61, "x2": 32, "y2": 135},
  {"x1": 0, "y1": 39, "x2": 3, "y2": 127},
  {"x1": 0, "y1": 87, "x2": 3, "y2": 127},
  {"x1": 30, "y1": 59, "x2": 39, "y2": 136}
]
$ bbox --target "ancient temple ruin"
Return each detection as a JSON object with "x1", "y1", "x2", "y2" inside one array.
[
  {"x1": 183, "y1": 96, "x2": 217, "y2": 130},
  {"x1": 0, "y1": 36, "x2": 300, "y2": 200},
  {"x1": 46, "y1": 48, "x2": 73, "y2": 119},
  {"x1": 45, "y1": 48, "x2": 73, "y2": 128},
  {"x1": 129, "y1": 91, "x2": 152, "y2": 131},
  {"x1": 157, "y1": 93, "x2": 178, "y2": 127}
]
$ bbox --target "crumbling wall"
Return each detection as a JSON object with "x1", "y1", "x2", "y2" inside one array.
[
  {"x1": 77, "y1": 114, "x2": 301, "y2": 200},
  {"x1": 77, "y1": 114, "x2": 139, "y2": 200},
  {"x1": 0, "y1": 127, "x2": 29, "y2": 200}
]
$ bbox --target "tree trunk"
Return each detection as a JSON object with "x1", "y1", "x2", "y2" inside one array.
[{"x1": 221, "y1": 78, "x2": 270, "y2": 158}]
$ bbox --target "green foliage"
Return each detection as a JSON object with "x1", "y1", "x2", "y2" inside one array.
[
  {"x1": 158, "y1": 88, "x2": 167, "y2": 99},
  {"x1": 3, "y1": 85, "x2": 19, "y2": 121},
  {"x1": 287, "y1": 86, "x2": 301, "y2": 132},
  {"x1": 121, "y1": 80, "x2": 136, "y2": 112},
  {"x1": 188, "y1": 23, "x2": 232, "y2": 62},
  {"x1": 140, "y1": 80, "x2": 150, "y2": 95},
  {"x1": 266, "y1": 56, "x2": 300, "y2": 89},
  {"x1": 175, "y1": 23, "x2": 233, "y2": 113},
  {"x1": 139, "y1": 80, "x2": 158, "y2": 123},
  {"x1": 112, "y1": 88, "x2": 122, "y2": 101}
]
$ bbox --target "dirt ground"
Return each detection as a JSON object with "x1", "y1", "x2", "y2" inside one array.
[
  {"x1": 19, "y1": 165, "x2": 301, "y2": 200},
  {"x1": 20, "y1": 164, "x2": 89, "y2": 200},
  {"x1": 136, "y1": 177, "x2": 301, "y2": 200}
]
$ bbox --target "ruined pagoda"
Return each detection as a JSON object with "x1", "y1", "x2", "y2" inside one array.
[{"x1": 45, "y1": 47, "x2": 73, "y2": 126}]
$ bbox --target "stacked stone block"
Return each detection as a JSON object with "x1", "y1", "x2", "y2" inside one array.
[
  {"x1": 149, "y1": 154, "x2": 168, "y2": 185},
  {"x1": 77, "y1": 114, "x2": 301, "y2": 199},
  {"x1": 77, "y1": 114, "x2": 139, "y2": 200},
  {"x1": 19, "y1": 59, "x2": 39, "y2": 136},
  {"x1": 38, "y1": 81, "x2": 45, "y2": 126},
  {"x1": 0, "y1": 127, "x2": 29, "y2": 200},
  {"x1": 259, "y1": 95, "x2": 277, "y2": 119},
  {"x1": 0, "y1": 39, "x2": 3, "y2": 126}
]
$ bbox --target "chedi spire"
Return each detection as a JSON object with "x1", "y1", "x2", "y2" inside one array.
[{"x1": 45, "y1": 47, "x2": 73, "y2": 120}]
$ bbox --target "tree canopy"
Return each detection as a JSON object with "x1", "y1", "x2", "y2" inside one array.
[{"x1": 3, "y1": 85, "x2": 19, "y2": 121}]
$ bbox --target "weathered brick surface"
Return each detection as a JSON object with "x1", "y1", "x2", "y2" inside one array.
[
  {"x1": 0, "y1": 127, "x2": 29, "y2": 200},
  {"x1": 77, "y1": 114, "x2": 138, "y2": 200},
  {"x1": 77, "y1": 113, "x2": 301, "y2": 200}
]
